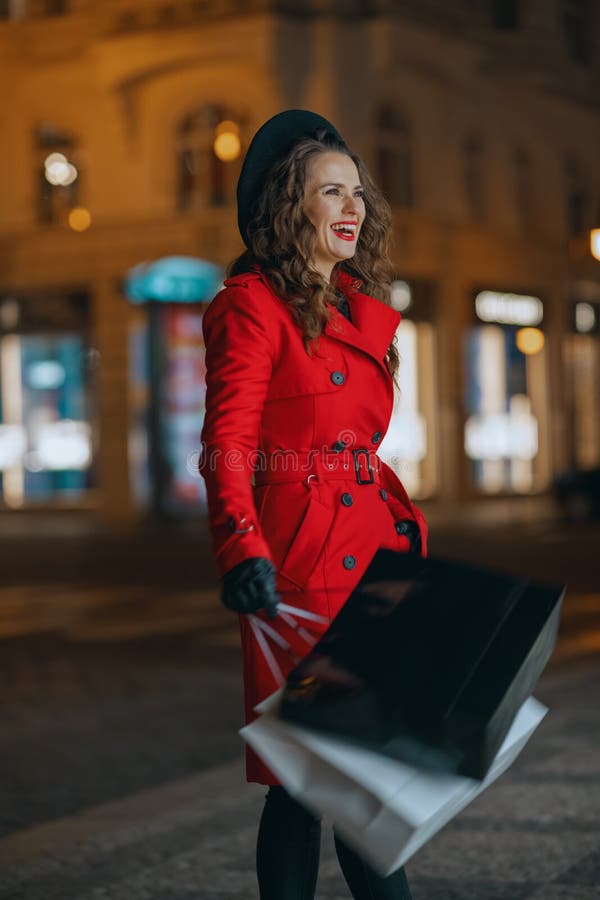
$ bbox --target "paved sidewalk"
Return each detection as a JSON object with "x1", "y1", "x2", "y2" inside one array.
[{"x1": 1, "y1": 662, "x2": 599, "y2": 900}]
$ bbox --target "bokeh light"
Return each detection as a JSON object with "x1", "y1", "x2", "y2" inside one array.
[
  {"x1": 213, "y1": 120, "x2": 241, "y2": 162},
  {"x1": 516, "y1": 327, "x2": 545, "y2": 355},
  {"x1": 68, "y1": 207, "x2": 91, "y2": 231},
  {"x1": 44, "y1": 152, "x2": 78, "y2": 186},
  {"x1": 575, "y1": 302, "x2": 596, "y2": 333}
]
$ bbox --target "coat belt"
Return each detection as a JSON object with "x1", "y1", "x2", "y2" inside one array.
[{"x1": 253, "y1": 448, "x2": 383, "y2": 487}]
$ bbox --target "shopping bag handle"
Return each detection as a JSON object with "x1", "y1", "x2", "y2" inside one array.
[
  {"x1": 248, "y1": 615, "x2": 286, "y2": 687},
  {"x1": 249, "y1": 605, "x2": 330, "y2": 689},
  {"x1": 276, "y1": 602, "x2": 330, "y2": 626}
]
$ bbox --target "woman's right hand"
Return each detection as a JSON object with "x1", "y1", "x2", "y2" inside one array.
[{"x1": 220, "y1": 557, "x2": 280, "y2": 619}]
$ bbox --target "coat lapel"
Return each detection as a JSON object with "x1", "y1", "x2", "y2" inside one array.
[
  {"x1": 251, "y1": 266, "x2": 400, "y2": 372},
  {"x1": 325, "y1": 279, "x2": 401, "y2": 373}
]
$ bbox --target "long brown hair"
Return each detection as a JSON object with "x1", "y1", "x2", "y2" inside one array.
[{"x1": 229, "y1": 129, "x2": 399, "y2": 377}]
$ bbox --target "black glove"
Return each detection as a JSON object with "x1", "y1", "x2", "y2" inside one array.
[
  {"x1": 394, "y1": 519, "x2": 422, "y2": 555},
  {"x1": 220, "y1": 557, "x2": 280, "y2": 619}
]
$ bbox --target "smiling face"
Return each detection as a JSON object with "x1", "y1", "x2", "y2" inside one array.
[{"x1": 302, "y1": 151, "x2": 366, "y2": 282}]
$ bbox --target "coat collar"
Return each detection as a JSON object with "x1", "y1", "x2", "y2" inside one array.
[
  {"x1": 236, "y1": 266, "x2": 401, "y2": 369},
  {"x1": 327, "y1": 270, "x2": 401, "y2": 368}
]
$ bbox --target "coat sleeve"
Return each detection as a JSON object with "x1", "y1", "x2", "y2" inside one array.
[
  {"x1": 380, "y1": 460, "x2": 429, "y2": 557},
  {"x1": 199, "y1": 284, "x2": 276, "y2": 576}
]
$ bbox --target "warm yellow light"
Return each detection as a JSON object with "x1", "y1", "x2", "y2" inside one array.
[
  {"x1": 516, "y1": 327, "x2": 545, "y2": 355},
  {"x1": 213, "y1": 121, "x2": 241, "y2": 162},
  {"x1": 216, "y1": 119, "x2": 239, "y2": 137},
  {"x1": 591, "y1": 228, "x2": 600, "y2": 262},
  {"x1": 68, "y1": 207, "x2": 91, "y2": 232}
]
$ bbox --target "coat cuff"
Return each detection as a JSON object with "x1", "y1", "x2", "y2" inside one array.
[
  {"x1": 380, "y1": 461, "x2": 429, "y2": 557},
  {"x1": 214, "y1": 525, "x2": 274, "y2": 577}
]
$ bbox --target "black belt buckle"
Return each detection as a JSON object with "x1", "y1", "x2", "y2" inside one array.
[{"x1": 353, "y1": 448, "x2": 374, "y2": 485}]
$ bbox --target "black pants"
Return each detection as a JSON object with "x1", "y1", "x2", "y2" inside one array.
[{"x1": 256, "y1": 786, "x2": 413, "y2": 900}]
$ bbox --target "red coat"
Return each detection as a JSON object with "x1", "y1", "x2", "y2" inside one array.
[{"x1": 200, "y1": 268, "x2": 428, "y2": 783}]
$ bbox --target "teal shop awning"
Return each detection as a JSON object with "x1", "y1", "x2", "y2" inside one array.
[{"x1": 125, "y1": 256, "x2": 224, "y2": 304}]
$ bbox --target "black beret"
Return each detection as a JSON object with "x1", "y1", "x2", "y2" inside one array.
[{"x1": 237, "y1": 109, "x2": 345, "y2": 247}]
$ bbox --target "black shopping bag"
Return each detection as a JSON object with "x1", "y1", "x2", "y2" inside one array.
[{"x1": 279, "y1": 550, "x2": 564, "y2": 780}]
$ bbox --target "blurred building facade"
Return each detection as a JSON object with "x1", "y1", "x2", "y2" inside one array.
[{"x1": 0, "y1": 0, "x2": 599, "y2": 522}]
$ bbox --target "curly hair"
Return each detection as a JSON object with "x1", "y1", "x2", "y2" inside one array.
[{"x1": 228, "y1": 129, "x2": 399, "y2": 378}]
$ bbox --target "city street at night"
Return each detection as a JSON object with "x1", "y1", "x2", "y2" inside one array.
[
  {"x1": 2, "y1": 1, "x2": 600, "y2": 898},
  {"x1": 0, "y1": 509, "x2": 599, "y2": 899}
]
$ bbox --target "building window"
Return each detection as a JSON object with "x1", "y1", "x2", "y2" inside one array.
[
  {"x1": 36, "y1": 125, "x2": 80, "y2": 226},
  {"x1": 491, "y1": 0, "x2": 519, "y2": 29},
  {"x1": 0, "y1": 0, "x2": 25, "y2": 17},
  {"x1": 157, "y1": 3, "x2": 177, "y2": 26},
  {"x1": 43, "y1": 0, "x2": 67, "y2": 13},
  {"x1": 176, "y1": 105, "x2": 243, "y2": 213},
  {"x1": 462, "y1": 134, "x2": 486, "y2": 223},
  {"x1": 375, "y1": 104, "x2": 413, "y2": 209},
  {"x1": 513, "y1": 146, "x2": 535, "y2": 231},
  {"x1": 565, "y1": 158, "x2": 587, "y2": 236},
  {"x1": 16, "y1": 0, "x2": 68, "y2": 14},
  {"x1": 561, "y1": 0, "x2": 588, "y2": 63}
]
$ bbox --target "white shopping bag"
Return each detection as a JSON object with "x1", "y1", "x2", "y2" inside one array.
[{"x1": 241, "y1": 692, "x2": 547, "y2": 876}]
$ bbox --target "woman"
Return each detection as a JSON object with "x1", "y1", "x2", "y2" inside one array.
[{"x1": 199, "y1": 110, "x2": 427, "y2": 900}]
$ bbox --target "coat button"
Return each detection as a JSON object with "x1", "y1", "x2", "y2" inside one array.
[
  {"x1": 343, "y1": 554, "x2": 356, "y2": 570},
  {"x1": 379, "y1": 489, "x2": 388, "y2": 501},
  {"x1": 372, "y1": 431, "x2": 382, "y2": 444},
  {"x1": 331, "y1": 371, "x2": 345, "y2": 385},
  {"x1": 341, "y1": 492, "x2": 353, "y2": 507},
  {"x1": 395, "y1": 520, "x2": 421, "y2": 553}
]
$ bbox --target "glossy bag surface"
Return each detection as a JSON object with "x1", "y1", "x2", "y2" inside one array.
[
  {"x1": 279, "y1": 550, "x2": 564, "y2": 779},
  {"x1": 242, "y1": 692, "x2": 547, "y2": 875}
]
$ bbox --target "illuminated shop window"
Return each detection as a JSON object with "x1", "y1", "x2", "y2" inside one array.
[
  {"x1": 564, "y1": 302, "x2": 600, "y2": 469},
  {"x1": 375, "y1": 104, "x2": 413, "y2": 208},
  {"x1": 464, "y1": 313, "x2": 550, "y2": 494},
  {"x1": 36, "y1": 125, "x2": 80, "y2": 226},
  {"x1": 462, "y1": 134, "x2": 486, "y2": 223},
  {"x1": 124, "y1": 256, "x2": 222, "y2": 516},
  {"x1": 564, "y1": 334, "x2": 600, "y2": 468},
  {"x1": 0, "y1": 332, "x2": 96, "y2": 506},
  {"x1": 379, "y1": 282, "x2": 438, "y2": 499},
  {"x1": 0, "y1": 289, "x2": 95, "y2": 506},
  {"x1": 128, "y1": 310, "x2": 151, "y2": 510},
  {"x1": 176, "y1": 105, "x2": 243, "y2": 212},
  {"x1": 127, "y1": 306, "x2": 207, "y2": 515}
]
